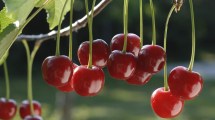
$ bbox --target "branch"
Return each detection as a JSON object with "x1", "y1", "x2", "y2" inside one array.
[{"x1": 17, "y1": 0, "x2": 112, "y2": 42}]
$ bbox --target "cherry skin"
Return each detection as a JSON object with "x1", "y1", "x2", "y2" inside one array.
[
  {"x1": 138, "y1": 45, "x2": 166, "y2": 73},
  {"x1": 126, "y1": 64, "x2": 152, "y2": 85},
  {"x1": 107, "y1": 50, "x2": 137, "y2": 80},
  {"x1": 24, "y1": 115, "x2": 43, "y2": 120},
  {"x1": 151, "y1": 87, "x2": 184, "y2": 118},
  {"x1": 78, "y1": 39, "x2": 110, "y2": 68},
  {"x1": 19, "y1": 100, "x2": 42, "y2": 119},
  {"x1": 72, "y1": 65, "x2": 105, "y2": 96},
  {"x1": 57, "y1": 63, "x2": 78, "y2": 92},
  {"x1": 0, "y1": 98, "x2": 17, "y2": 119},
  {"x1": 168, "y1": 66, "x2": 204, "y2": 100},
  {"x1": 42, "y1": 55, "x2": 73, "y2": 87},
  {"x1": 110, "y1": 33, "x2": 141, "y2": 57}
]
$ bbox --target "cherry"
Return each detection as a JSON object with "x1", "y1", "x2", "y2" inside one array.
[
  {"x1": 78, "y1": 39, "x2": 110, "y2": 68},
  {"x1": 19, "y1": 100, "x2": 42, "y2": 119},
  {"x1": 0, "y1": 98, "x2": 17, "y2": 119},
  {"x1": 168, "y1": 66, "x2": 203, "y2": 100},
  {"x1": 126, "y1": 64, "x2": 152, "y2": 85},
  {"x1": 138, "y1": 45, "x2": 166, "y2": 73},
  {"x1": 56, "y1": 63, "x2": 78, "y2": 92},
  {"x1": 24, "y1": 115, "x2": 43, "y2": 120},
  {"x1": 110, "y1": 33, "x2": 141, "y2": 57},
  {"x1": 72, "y1": 65, "x2": 105, "y2": 96},
  {"x1": 107, "y1": 50, "x2": 137, "y2": 80},
  {"x1": 151, "y1": 87, "x2": 184, "y2": 118},
  {"x1": 42, "y1": 55, "x2": 73, "y2": 87}
]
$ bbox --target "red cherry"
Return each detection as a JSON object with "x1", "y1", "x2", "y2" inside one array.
[
  {"x1": 78, "y1": 39, "x2": 110, "y2": 68},
  {"x1": 42, "y1": 55, "x2": 73, "y2": 87},
  {"x1": 126, "y1": 65, "x2": 152, "y2": 85},
  {"x1": 57, "y1": 63, "x2": 78, "y2": 92},
  {"x1": 72, "y1": 65, "x2": 105, "y2": 96},
  {"x1": 151, "y1": 87, "x2": 184, "y2": 118},
  {"x1": 24, "y1": 115, "x2": 43, "y2": 120},
  {"x1": 168, "y1": 66, "x2": 203, "y2": 100},
  {"x1": 107, "y1": 50, "x2": 137, "y2": 80},
  {"x1": 0, "y1": 98, "x2": 17, "y2": 119},
  {"x1": 19, "y1": 100, "x2": 42, "y2": 119},
  {"x1": 110, "y1": 33, "x2": 141, "y2": 57},
  {"x1": 138, "y1": 45, "x2": 166, "y2": 73}
]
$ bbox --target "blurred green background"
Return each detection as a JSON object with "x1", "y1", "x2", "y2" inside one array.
[{"x1": 0, "y1": 0, "x2": 215, "y2": 120}]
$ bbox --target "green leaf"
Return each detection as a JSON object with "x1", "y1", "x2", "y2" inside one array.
[
  {"x1": 0, "y1": 8, "x2": 15, "y2": 33},
  {"x1": 0, "y1": 24, "x2": 20, "y2": 59},
  {"x1": 0, "y1": 50, "x2": 9, "y2": 66},
  {"x1": 37, "y1": 0, "x2": 71, "y2": 30},
  {"x1": 3, "y1": 0, "x2": 36, "y2": 23}
]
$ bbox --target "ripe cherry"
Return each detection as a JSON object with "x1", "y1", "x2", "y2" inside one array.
[
  {"x1": 168, "y1": 66, "x2": 203, "y2": 100},
  {"x1": 24, "y1": 115, "x2": 43, "y2": 120},
  {"x1": 138, "y1": 45, "x2": 166, "y2": 73},
  {"x1": 72, "y1": 65, "x2": 105, "y2": 96},
  {"x1": 110, "y1": 33, "x2": 141, "y2": 57},
  {"x1": 19, "y1": 100, "x2": 42, "y2": 119},
  {"x1": 78, "y1": 39, "x2": 110, "y2": 68},
  {"x1": 126, "y1": 64, "x2": 152, "y2": 85},
  {"x1": 107, "y1": 50, "x2": 137, "y2": 80},
  {"x1": 151, "y1": 87, "x2": 184, "y2": 118},
  {"x1": 42, "y1": 55, "x2": 73, "y2": 87},
  {"x1": 0, "y1": 98, "x2": 17, "y2": 119},
  {"x1": 57, "y1": 63, "x2": 78, "y2": 92}
]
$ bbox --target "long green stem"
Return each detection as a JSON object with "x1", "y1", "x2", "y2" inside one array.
[
  {"x1": 188, "y1": 0, "x2": 196, "y2": 71},
  {"x1": 3, "y1": 61, "x2": 10, "y2": 100},
  {"x1": 69, "y1": 0, "x2": 74, "y2": 60},
  {"x1": 56, "y1": 0, "x2": 70, "y2": 56},
  {"x1": 85, "y1": 0, "x2": 96, "y2": 69},
  {"x1": 140, "y1": 0, "x2": 143, "y2": 47},
  {"x1": 163, "y1": 5, "x2": 176, "y2": 91},
  {"x1": 122, "y1": 0, "x2": 129, "y2": 53},
  {"x1": 150, "y1": 0, "x2": 156, "y2": 45}
]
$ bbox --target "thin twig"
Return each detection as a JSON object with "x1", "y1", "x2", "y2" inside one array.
[{"x1": 16, "y1": 0, "x2": 112, "y2": 42}]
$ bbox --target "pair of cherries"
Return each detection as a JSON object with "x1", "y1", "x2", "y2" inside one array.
[
  {"x1": 0, "y1": 98, "x2": 42, "y2": 120},
  {"x1": 108, "y1": 33, "x2": 166, "y2": 84},
  {"x1": 42, "y1": 40, "x2": 107, "y2": 96},
  {"x1": 151, "y1": 66, "x2": 203, "y2": 118}
]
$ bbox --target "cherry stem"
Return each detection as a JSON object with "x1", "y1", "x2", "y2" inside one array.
[
  {"x1": 85, "y1": 0, "x2": 96, "y2": 69},
  {"x1": 56, "y1": 0, "x2": 70, "y2": 56},
  {"x1": 163, "y1": 5, "x2": 176, "y2": 91},
  {"x1": 150, "y1": 0, "x2": 156, "y2": 45},
  {"x1": 188, "y1": 0, "x2": 196, "y2": 71},
  {"x1": 140, "y1": 0, "x2": 143, "y2": 47},
  {"x1": 122, "y1": 0, "x2": 129, "y2": 53},
  {"x1": 3, "y1": 61, "x2": 10, "y2": 100},
  {"x1": 22, "y1": 40, "x2": 41, "y2": 116},
  {"x1": 69, "y1": 0, "x2": 74, "y2": 60}
]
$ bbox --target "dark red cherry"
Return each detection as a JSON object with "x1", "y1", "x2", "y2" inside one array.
[
  {"x1": 57, "y1": 63, "x2": 78, "y2": 92},
  {"x1": 168, "y1": 66, "x2": 203, "y2": 100},
  {"x1": 107, "y1": 50, "x2": 137, "y2": 80},
  {"x1": 78, "y1": 39, "x2": 110, "y2": 68},
  {"x1": 24, "y1": 115, "x2": 43, "y2": 120},
  {"x1": 0, "y1": 98, "x2": 17, "y2": 119},
  {"x1": 126, "y1": 65, "x2": 152, "y2": 85},
  {"x1": 42, "y1": 55, "x2": 73, "y2": 87},
  {"x1": 72, "y1": 65, "x2": 105, "y2": 96},
  {"x1": 138, "y1": 45, "x2": 166, "y2": 73},
  {"x1": 19, "y1": 100, "x2": 42, "y2": 119},
  {"x1": 151, "y1": 87, "x2": 184, "y2": 118},
  {"x1": 110, "y1": 33, "x2": 141, "y2": 56}
]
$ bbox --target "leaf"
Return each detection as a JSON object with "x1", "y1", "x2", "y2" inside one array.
[
  {"x1": 0, "y1": 24, "x2": 20, "y2": 59},
  {"x1": 36, "y1": 0, "x2": 71, "y2": 30},
  {"x1": 0, "y1": 50, "x2": 9, "y2": 66},
  {"x1": 3, "y1": 0, "x2": 36, "y2": 24},
  {"x1": 0, "y1": 8, "x2": 15, "y2": 33}
]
